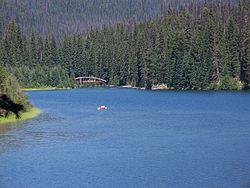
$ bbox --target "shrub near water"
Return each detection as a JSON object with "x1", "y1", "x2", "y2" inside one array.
[
  {"x1": 0, "y1": 65, "x2": 30, "y2": 117},
  {"x1": 210, "y1": 76, "x2": 243, "y2": 90}
]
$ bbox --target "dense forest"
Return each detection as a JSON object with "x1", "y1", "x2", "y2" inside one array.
[
  {"x1": 0, "y1": 0, "x2": 237, "y2": 37},
  {"x1": 0, "y1": 0, "x2": 249, "y2": 90}
]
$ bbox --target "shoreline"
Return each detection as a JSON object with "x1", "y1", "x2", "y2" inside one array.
[
  {"x1": 22, "y1": 84, "x2": 249, "y2": 92},
  {"x1": 0, "y1": 107, "x2": 42, "y2": 125},
  {"x1": 23, "y1": 87, "x2": 71, "y2": 91}
]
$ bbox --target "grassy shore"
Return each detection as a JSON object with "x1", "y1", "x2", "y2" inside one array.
[
  {"x1": 0, "y1": 107, "x2": 42, "y2": 125},
  {"x1": 23, "y1": 87, "x2": 71, "y2": 91}
]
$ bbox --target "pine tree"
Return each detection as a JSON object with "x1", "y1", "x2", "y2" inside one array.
[
  {"x1": 3, "y1": 21, "x2": 24, "y2": 67},
  {"x1": 242, "y1": 23, "x2": 250, "y2": 87},
  {"x1": 225, "y1": 16, "x2": 240, "y2": 78},
  {"x1": 43, "y1": 37, "x2": 53, "y2": 66},
  {"x1": 28, "y1": 31, "x2": 38, "y2": 67},
  {"x1": 199, "y1": 8, "x2": 215, "y2": 89},
  {"x1": 0, "y1": 17, "x2": 3, "y2": 38},
  {"x1": 50, "y1": 36, "x2": 59, "y2": 66}
]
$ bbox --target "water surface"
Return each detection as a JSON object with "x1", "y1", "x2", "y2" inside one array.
[{"x1": 0, "y1": 89, "x2": 250, "y2": 188}]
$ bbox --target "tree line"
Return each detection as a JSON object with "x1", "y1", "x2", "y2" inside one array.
[{"x1": 0, "y1": 0, "x2": 249, "y2": 90}]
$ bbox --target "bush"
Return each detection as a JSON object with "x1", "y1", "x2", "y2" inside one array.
[
  {"x1": 0, "y1": 65, "x2": 30, "y2": 111},
  {"x1": 210, "y1": 76, "x2": 243, "y2": 90}
]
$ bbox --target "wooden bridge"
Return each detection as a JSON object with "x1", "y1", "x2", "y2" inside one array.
[{"x1": 75, "y1": 77, "x2": 107, "y2": 84}]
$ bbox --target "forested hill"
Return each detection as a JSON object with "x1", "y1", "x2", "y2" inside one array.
[
  {"x1": 0, "y1": 0, "x2": 237, "y2": 37},
  {"x1": 0, "y1": 1, "x2": 249, "y2": 90}
]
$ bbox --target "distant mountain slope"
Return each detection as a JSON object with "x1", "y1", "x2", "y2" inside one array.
[
  {"x1": 0, "y1": 0, "x2": 237, "y2": 37},
  {"x1": 0, "y1": 0, "x2": 165, "y2": 36}
]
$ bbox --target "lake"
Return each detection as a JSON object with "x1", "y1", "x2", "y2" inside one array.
[{"x1": 0, "y1": 88, "x2": 250, "y2": 188}]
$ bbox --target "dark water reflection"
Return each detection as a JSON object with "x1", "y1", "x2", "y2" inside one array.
[{"x1": 0, "y1": 89, "x2": 250, "y2": 188}]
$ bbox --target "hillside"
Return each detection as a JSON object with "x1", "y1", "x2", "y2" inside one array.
[
  {"x1": 0, "y1": 0, "x2": 237, "y2": 37},
  {"x1": 0, "y1": 1, "x2": 249, "y2": 90}
]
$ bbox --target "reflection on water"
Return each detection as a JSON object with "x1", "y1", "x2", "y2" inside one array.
[
  {"x1": 0, "y1": 112, "x2": 93, "y2": 154},
  {"x1": 0, "y1": 123, "x2": 13, "y2": 133},
  {"x1": 0, "y1": 89, "x2": 250, "y2": 188},
  {"x1": 0, "y1": 121, "x2": 25, "y2": 154}
]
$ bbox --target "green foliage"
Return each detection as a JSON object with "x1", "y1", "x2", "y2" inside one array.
[
  {"x1": 0, "y1": 2, "x2": 249, "y2": 90},
  {"x1": 0, "y1": 65, "x2": 30, "y2": 111},
  {"x1": 242, "y1": 22, "x2": 250, "y2": 88},
  {"x1": 210, "y1": 76, "x2": 242, "y2": 90},
  {"x1": 109, "y1": 75, "x2": 120, "y2": 86}
]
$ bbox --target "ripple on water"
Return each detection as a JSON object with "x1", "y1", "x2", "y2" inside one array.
[{"x1": 0, "y1": 89, "x2": 250, "y2": 188}]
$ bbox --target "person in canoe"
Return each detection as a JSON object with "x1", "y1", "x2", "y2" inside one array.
[{"x1": 97, "y1": 105, "x2": 108, "y2": 111}]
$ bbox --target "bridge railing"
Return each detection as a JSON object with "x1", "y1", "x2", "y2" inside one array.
[{"x1": 75, "y1": 77, "x2": 107, "y2": 84}]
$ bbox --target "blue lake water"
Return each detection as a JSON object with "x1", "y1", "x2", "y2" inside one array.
[{"x1": 0, "y1": 88, "x2": 250, "y2": 188}]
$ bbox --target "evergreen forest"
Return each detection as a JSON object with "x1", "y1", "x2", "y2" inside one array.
[
  {"x1": 0, "y1": 0, "x2": 250, "y2": 90},
  {"x1": 1, "y1": 0, "x2": 235, "y2": 37}
]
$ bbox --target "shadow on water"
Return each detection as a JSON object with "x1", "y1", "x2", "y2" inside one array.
[
  {"x1": 0, "y1": 112, "x2": 93, "y2": 154},
  {"x1": 0, "y1": 113, "x2": 45, "y2": 154},
  {"x1": 0, "y1": 122, "x2": 25, "y2": 154},
  {"x1": 0, "y1": 123, "x2": 14, "y2": 133}
]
